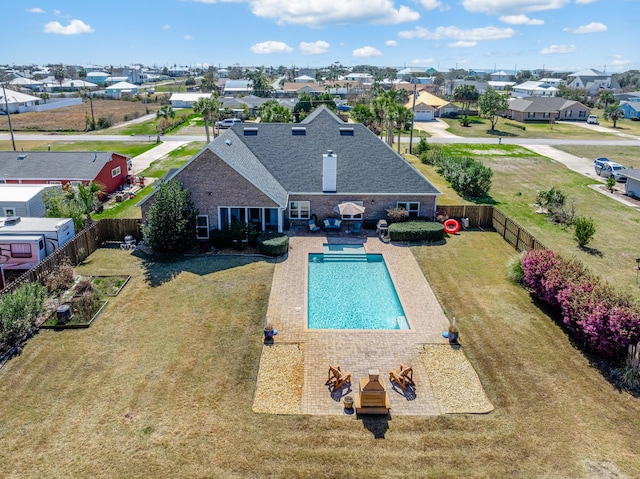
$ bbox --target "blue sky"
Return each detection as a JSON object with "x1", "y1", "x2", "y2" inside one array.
[{"x1": 3, "y1": 0, "x2": 638, "y2": 73}]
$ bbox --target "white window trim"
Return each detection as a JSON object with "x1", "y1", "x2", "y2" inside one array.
[
  {"x1": 112, "y1": 166, "x2": 122, "y2": 178},
  {"x1": 396, "y1": 201, "x2": 420, "y2": 217},
  {"x1": 289, "y1": 201, "x2": 310, "y2": 220},
  {"x1": 196, "y1": 215, "x2": 209, "y2": 239},
  {"x1": 3, "y1": 207, "x2": 16, "y2": 216},
  {"x1": 218, "y1": 206, "x2": 282, "y2": 232}
]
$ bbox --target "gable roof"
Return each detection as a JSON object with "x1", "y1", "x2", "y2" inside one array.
[
  {"x1": 568, "y1": 68, "x2": 608, "y2": 77},
  {"x1": 0, "y1": 88, "x2": 40, "y2": 104},
  {"x1": 406, "y1": 91, "x2": 451, "y2": 109},
  {"x1": 106, "y1": 81, "x2": 138, "y2": 90},
  {"x1": 0, "y1": 151, "x2": 126, "y2": 181},
  {"x1": 144, "y1": 107, "x2": 439, "y2": 205},
  {"x1": 508, "y1": 97, "x2": 586, "y2": 112}
]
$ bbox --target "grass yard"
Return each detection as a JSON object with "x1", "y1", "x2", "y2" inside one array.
[
  {"x1": 0, "y1": 237, "x2": 638, "y2": 478},
  {"x1": 437, "y1": 143, "x2": 640, "y2": 295},
  {"x1": 554, "y1": 145, "x2": 640, "y2": 169},
  {"x1": 441, "y1": 116, "x2": 622, "y2": 140},
  {"x1": 0, "y1": 100, "x2": 160, "y2": 132},
  {"x1": 31, "y1": 140, "x2": 158, "y2": 158}
]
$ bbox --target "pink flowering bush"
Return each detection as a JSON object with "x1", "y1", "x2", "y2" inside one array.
[{"x1": 521, "y1": 249, "x2": 640, "y2": 359}]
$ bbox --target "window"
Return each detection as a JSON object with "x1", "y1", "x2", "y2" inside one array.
[
  {"x1": 0, "y1": 180, "x2": 5, "y2": 184},
  {"x1": 564, "y1": 110, "x2": 573, "y2": 118},
  {"x1": 289, "y1": 201, "x2": 310, "y2": 220},
  {"x1": 243, "y1": 128, "x2": 258, "y2": 136},
  {"x1": 396, "y1": 201, "x2": 420, "y2": 218},
  {"x1": 339, "y1": 128, "x2": 354, "y2": 136},
  {"x1": 292, "y1": 127, "x2": 306, "y2": 136},
  {"x1": 196, "y1": 215, "x2": 209, "y2": 239},
  {"x1": 527, "y1": 112, "x2": 536, "y2": 118},
  {"x1": 112, "y1": 166, "x2": 122, "y2": 177},
  {"x1": 10, "y1": 243, "x2": 32, "y2": 258},
  {"x1": 542, "y1": 112, "x2": 550, "y2": 118},
  {"x1": 49, "y1": 180, "x2": 62, "y2": 185},
  {"x1": 579, "y1": 111, "x2": 586, "y2": 118},
  {"x1": 3, "y1": 207, "x2": 16, "y2": 217}
]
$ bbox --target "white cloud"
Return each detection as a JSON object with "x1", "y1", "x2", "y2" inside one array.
[
  {"x1": 162, "y1": 24, "x2": 171, "y2": 30},
  {"x1": 462, "y1": 0, "x2": 569, "y2": 15},
  {"x1": 299, "y1": 40, "x2": 330, "y2": 54},
  {"x1": 411, "y1": 58, "x2": 435, "y2": 64},
  {"x1": 248, "y1": 0, "x2": 419, "y2": 26},
  {"x1": 26, "y1": 7, "x2": 45, "y2": 13},
  {"x1": 352, "y1": 46, "x2": 382, "y2": 57},
  {"x1": 539, "y1": 44, "x2": 576, "y2": 54},
  {"x1": 43, "y1": 19, "x2": 94, "y2": 35},
  {"x1": 399, "y1": 25, "x2": 516, "y2": 41},
  {"x1": 184, "y1": 34, "x2": 193, "y2": 40},
  {"x1": 572, "y1": 22, "x2": 607, "y2": 34},
  {"x1": 53, "y1": 9, "x2": 61, "y2": 16},
  {"x1": 575, "y1": 0, "x2": 597, "y2": 4},
  {"x1": 386, "y1": 40, "x2": 398, "y2": 47},
  {"x1": 420, "y1": 0, "x2": 442, "y2": 10},
  {"x1": 449, "y1": 40, "x2": 477, "y2": 47},
  {"x1": 250, "y1": 41, "x2": 293, "y2": 54},
  {"x1": 499, "y1": 14, "x2": 544, "y2": 25},
  {"x1": 611, "y1": 55, "x2": 631, "y2": 67}
]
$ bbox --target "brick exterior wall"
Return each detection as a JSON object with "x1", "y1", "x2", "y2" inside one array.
[
  {"x1": 288, "y1": 193, "x2": 437, "y2": 228},
  {"x1": 141, "y1": 149, "x2": 280, "y2": 229}
]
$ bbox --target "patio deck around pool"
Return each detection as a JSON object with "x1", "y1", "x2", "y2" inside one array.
[{"x1": 265, "y1": 235, "x2": 455, "y2": 416}]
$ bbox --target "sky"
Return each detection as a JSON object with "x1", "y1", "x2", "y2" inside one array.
[{"x1": 2, "y1": 0, "x2": 638, "y2": 73}]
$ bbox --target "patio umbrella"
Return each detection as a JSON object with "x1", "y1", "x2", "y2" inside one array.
[{"x1": 334, "y1": 202, "x2": 366, "y2": 232}]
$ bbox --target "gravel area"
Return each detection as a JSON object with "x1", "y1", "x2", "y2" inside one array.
[
  {"x1": 421, "y1": 345, "x2": 494, "y2": 414},
  {"x1": 253, "y1": 343, "x2": 304, "y2": 415}
]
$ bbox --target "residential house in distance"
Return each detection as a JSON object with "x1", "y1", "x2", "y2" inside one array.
[
  {"x1": 8, "y1": 77, "x2": 43, "y2": 91},
  {"x1": 446, "y1": 79, "x2": 488, "y2": 95},
  {"x1": 294, "y1": 75, "x2": 316, "y2": 83},
  {"x1": 618, "y1": 99, "x2": 640, "y2": 120},
  {"x1": 511, "y1": 80, "x2": 561, "y2": 98},
  {"x1": 342, "y1": 72, "x2": 374, "y2": 84},
  {"x1": 567, "y1": 68, "x2": 619, "y2": 95},
  {"x1": 0, "y1": 88, "x2": 41, "y2": 113},
  {"x1": 139, "y1": 107, "x2": 441, "y2": 235},
  {"x1": 84, "y1": 71, "x2": 109, "y2": 86},
  {"x1": 223, "y1": 79, "x2": 252, "y2": 96},
  {"x1": 296, "y1": 68, "x2": 317, "y2": 79},
  {"x1": 0, "y1": 151, "x2": 130, "y2": 194},
  {"x1": 507, "y1": 97, "x2": 590, "y2": 122},
  {"x1": 490, "y1": 71, "x2": 511, "y2": 82},
  {"x1": 170, "y1": 92, "x2": 213, "y2": 108},
  {"x1": 105, "y1": 81, "x2": 139, "y2": 98},
  {"x1": 406, "y1": 91, "x2": 459, "y2": 118}
]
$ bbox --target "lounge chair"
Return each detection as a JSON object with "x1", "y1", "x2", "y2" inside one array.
[
  {"x1": 323, "y1": 218, "x2": 342, "y2": 232},
  {"x1": 389, "y1": 364, "x2": 415, "y2": 391},
  {"x1": 349, "y1": 221, "x2": 362, "y2": 234},
  {"x1": 308, "y1": 219, "x2": 321, "y2": 232},
  {"x1": 326, "y1": 364, "x2": 351, "y2": 390}
]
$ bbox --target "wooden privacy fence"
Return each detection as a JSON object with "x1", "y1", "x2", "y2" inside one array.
[
  {"x1": 437, "y1": 205, "x2": 494, "y2": 228},
  {"x1": 0, "y1": 218, "x2": 142, "y2": 297},
  {"x1": 492, "y1": 208, "x2": 546, "y2": 252}
]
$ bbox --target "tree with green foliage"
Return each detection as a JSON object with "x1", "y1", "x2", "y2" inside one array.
[
  {"x1": 0, "y1": 282, "x2": 47, "y2": 351},
  {"x1": 598, "y1": 91, "x2": 615, "y2": 109},
  {"x1": 350, "y1": 102, "x2": 377, "y2": 132},
  {"x1": 156, "y1": 105, "x2": 176, "y2": 133},
  {"x1": 606, "y1": 177, "x2": 616, "y2": 193},
  {"x1": 200, "y1": 67, "x2": 217, "y2": 93},
  {"x1": 54, "y1": 67, "x2": 65, "y2": 87},
  {"x1": 193, "y1": 95, "x2": 221, "y2": 142},
  {"x1": 247, "y1": 68, "x2": 273, "y2": 98},
  {"x1": 259, "y1": 99, "x2": 293, "y2": 123},
  {"x1": 604, "y1": 103, "x2": 625, "y2": 128},
  {"x1": 436, "y1": 156, "x2": 493, "y2": 198},
  {"x1": 478, "y1": 87, "x2": 509, "y2": 130},
  {"x1": 574, "y1": 216, "x2": 596, "y2": 247},
  {"x1": 185, "y1": 76, "x2": 196, "y2": 87},
  {"x1": 391, "y1": 104, "x2": 413, "y2": 153},
  {"x1": 142, "y1": 179, "x2": 198, "y2": 254},
  {"x1": 42, "y1": 187, "x2": 85, "y2": 231},
  {"x1": 453, "y1": 84, "x2": 479, "y2": 118}
]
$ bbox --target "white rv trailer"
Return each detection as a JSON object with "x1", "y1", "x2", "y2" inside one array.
[
  {"x1": 0, "y1": 234, "x2": 47, "y2": 269},
  {"x1": 0, "y1": 217, "x2": 75, "y2": 256}
]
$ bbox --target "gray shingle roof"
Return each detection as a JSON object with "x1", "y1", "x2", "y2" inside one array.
[
  {"x1": 0, "y1": 151, "x2": 122, "y2": 181},
  {"x1": 508, "y1": 97, "x2": 583, "y2": 113},
  {"x1": 225, "y1": 106, "x2": 439, "y2": 195}
]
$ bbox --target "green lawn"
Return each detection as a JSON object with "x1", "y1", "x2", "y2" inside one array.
[
  {"x1": 31, "y1": 141, "x2": 158, "y2": 157},
  {"x1": 437, "y1": 143, "x2": 640, "y2": 295},
  {"x1": 441, "y1": 116, "x2": 622, "y2": 140},
  {"x1": 554, "y1": 145, "x2": 640, "y2": 169},
  {"x1": 0, "y1": 237, "x2": 638, "y2": 477}
]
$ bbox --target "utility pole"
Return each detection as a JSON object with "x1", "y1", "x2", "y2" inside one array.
[
  {"x1": 1, "y1": 82, "x2": 16, "y2": 151},
  {"x1": 408, "y1": 82, "x2": 417, "y2": 154}
]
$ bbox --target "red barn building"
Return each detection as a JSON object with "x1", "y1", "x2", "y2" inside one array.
[{"x1": 0, "y1": 151, "x2": 130, "y2": 194}]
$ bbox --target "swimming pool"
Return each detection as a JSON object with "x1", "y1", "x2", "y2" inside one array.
[{"x1": 308, "y1": 246, "x2": 409, "y2": 330}]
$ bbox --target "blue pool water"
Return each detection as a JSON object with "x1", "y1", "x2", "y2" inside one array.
[{"x1": 308, "y1": 248, "x2": 408, "y2": 330}]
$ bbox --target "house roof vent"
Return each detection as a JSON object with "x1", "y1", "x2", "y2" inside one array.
[
  {"x1": 292, "y1": 127, "x2": 306, "y2": 136},
  {"x1": 243, "y1": 127, "x2": 258, "y2": 136},
  {"x1": 339, "y1": 127, "x2": 354, "y2": 136}
]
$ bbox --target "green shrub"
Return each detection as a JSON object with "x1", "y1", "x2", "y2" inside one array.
[
  {"x1": 209, "y1": 229, "x2": 233, "y2": 248},
  {"x1": 505, "y1": 121, "x2": 526, "y2": 130},
  {"x1": 257, "y1": 232, "x2": 289, "y2": 256},
  {"x1": 506, "y1": 255, "x2": 525, "y2": 284},
  {"x1": 71, "y1": 292, "x2": 101, "y2": 322},
  {"x1": 414, "y1": 137, "x2": 430, "y2": 156},
  {"x1": 96, "y1": 116, "x2": 113, "y2": 129},
  {"x1": 0, "y1": 282, "x2": 47, "y2": 351},
  {"x1": 574, "y1": 216, "x2": 596, "y2": 247},
  {"x1": 388, "y1": 221, "x2": 444, "y2": 242},
  {"x1": 437, "y1": 156, "x2": 493, "y2": 198}
]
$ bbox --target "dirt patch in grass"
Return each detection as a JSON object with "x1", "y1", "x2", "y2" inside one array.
[
  {"x1": 253, "y1": 343, "x2": 304, "y2": 414},
  {"x1": 0, "y1": 100, "x2": 160, "y2": 132}
]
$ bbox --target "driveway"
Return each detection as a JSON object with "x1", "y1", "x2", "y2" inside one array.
[
  {"x1": 413, "y1": 119, "x2": 460, "y2": 138},
  {"x1": 130, "y1": 140, "x2": 189, "y2": 175},
  {"x1": 568, "y1": 121, "x2": 640, "y2": 140}
]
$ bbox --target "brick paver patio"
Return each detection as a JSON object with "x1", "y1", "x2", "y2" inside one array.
[{"x1": 265, "y1": 232, "x2": 453, "y2": 416}]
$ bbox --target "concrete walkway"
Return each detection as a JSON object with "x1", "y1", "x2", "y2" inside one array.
[{"x1": 130, "y1": 140, "x2": 189, "y2": 175}]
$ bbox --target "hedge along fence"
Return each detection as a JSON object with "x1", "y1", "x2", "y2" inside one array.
[
  {"x1": 521, "y1": 249, "x2": 640, "y2": 360},
  {"x1": 389, "y1": 221, "x2": 444, "y2": 242},
  {"x1": 0, "y1": 219, "x2": 142, "y2": 298}
]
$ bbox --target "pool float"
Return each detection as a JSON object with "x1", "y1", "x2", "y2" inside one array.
[{"x1": 443, "y1": 219, "x2": 460, "y2": 234}]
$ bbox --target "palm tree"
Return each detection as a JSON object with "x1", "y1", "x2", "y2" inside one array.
[
  {"x1": 54, "y1": 67, "x2": 65, "y2": 87},
  {"x1": 453, "y1": 84, "x2": 479, "y2": 118},
  {"x1": 598, "y1": 91, "x2": 615, "y2": 109},
  {"x1": 193, "y1": 96, "x2": 221, "y2": 143},
  {"x1": 392, "y1": 105, "x2": 413, "y2": 154},
  {"x1": 604, "y1": 103, "x2": 625, "y2": 128}
]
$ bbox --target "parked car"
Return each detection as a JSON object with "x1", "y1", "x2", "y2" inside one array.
[
  {"x1": 587, "y1": 115, "x2": 599, "y2": 124},
  {"x1": 215, "y1": 118, "x2": 242, "y2": 128},
  {"x1": 594, "y1": 157, "x2": 611, "y2": 172},
  {"x1": 597, "y1": 161, "x2": 627, "y2": 182}
]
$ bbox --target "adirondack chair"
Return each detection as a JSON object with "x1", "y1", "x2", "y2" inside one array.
[
  {"x1": 326, "y1": 364, "x2": 351, "y2": 390},
  {"x1": 389, "y1": 364, "x2": 415, "y2": 391}
]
